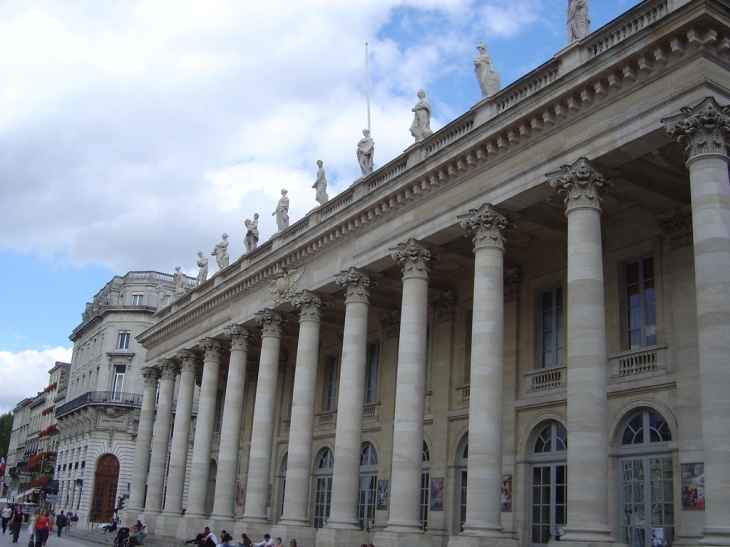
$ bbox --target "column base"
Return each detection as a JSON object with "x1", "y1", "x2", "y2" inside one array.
[
  {"x1": 154, "y1": 513, "x2": 183, "y2": 538},
  {"x1": 700, "y1": 527, "x2": 730, "y2": 546},
  {"x1": 558, "y1": 527, "x2": 618, "y2": 543},
  {"x1": 270, "y1": 523, "x2": 318, "y2": 547},
  {"x1": 316, "y1": 525, "x2": 370, "y2": 547},
  {"x1": 384, "y1": 520, "x2": 427, "y2": 534},
  {"x1": 141, "y1": 510, "x2": 161, "y2": 533},
  {"x1": 374, "y1": 530, "x2": 435, "y2": 547},
  {"x1": 178, "y1": 514, "x2": 210, "y2": 541},
  {"x1": 208, "y1": 516, "x2": 237, "y2": 538},
  {"x1": 447, "y1": 533, "x2": 516, "y2": 547}
]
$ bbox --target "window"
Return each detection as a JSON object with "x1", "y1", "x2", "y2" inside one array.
[
  {"x1": 324, "y1": 355, "x2": 338, "y2": 411},
  {"x1": 132, "y1": 293, "x2": 144, "y2": 306},
  {"x1": 458, "y1": 441, "x2": 468, "y2": 532},
  {"x1": 117, "y1": 331, "x2": 131, "y2": 350},
  {"x1": 164, "y1": 295, "x2": 171, "y2": 306},
  {"x1": 540, "y1": 287, "x2": 564, "y2": 368},
  {"x1": 358, "y1": 443, "x2": 378, "y2": 531},
  {"x1": 464, "y1": 312, "x2": 473, "y2": 383},
  {"x1": 279, "y1": 454, "x2": 287, "y2": 519},
  {"x1": 314, "y1": 449, "x2": 334, "y2": 529},
  {"x1": 530, "y1": 422, "x2": 568, "y2": 546},
  {"x1": 626, "y1": 257, "x2": 657, "y2": 349},
  {"x1": 365, "y1": 342, "x2": 379, "y2": 403},
  {"x1": 421, "y1": 441, "x2": 430, "y2": 531},
  {"x1": 214, "y1": 389, "x2": 224, "y2": 432},
  {"x1": 111, "y1": 365, "x2": 126, "y2": 401},
  {"x1": 619, "y1": 410, "x2": 673, "y2": 547}
]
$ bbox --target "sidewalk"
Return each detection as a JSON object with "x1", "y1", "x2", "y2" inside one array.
[{"x1": 0, "y1": 526, "x2": 105, "y2": 547}]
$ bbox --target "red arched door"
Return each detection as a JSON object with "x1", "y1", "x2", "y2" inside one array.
[{"x1": 91, "y1": 454, "x2": 119, "y2": 523}]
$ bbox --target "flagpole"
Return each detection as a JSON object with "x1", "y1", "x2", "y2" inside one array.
[{"x1": 365, "y1": 42, "x2": 371, "y2": 134}]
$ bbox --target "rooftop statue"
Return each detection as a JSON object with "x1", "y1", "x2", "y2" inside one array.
[
  {"x1": 244, "y1": 213, "x2": 260, "y2": 253},
  {"x1": 211, "y1": 233, "x2": 230, "y2": 270},
  {"x1": 156, "y1": 283, "x2": 167, "y2": 309},
  {"x1": 474, "y1": 42, "x2": 501, "y2": 98},
  {"x1": 196, "y1": 251, "x2": 208, "y2": 285},
  {"x1": 173, "y1": 267, "x2": 186, "y2": 299},
  {"x1": 567, "y1": 0, "x2": 590, "y2": 42},
  {"x1": 313, "y1": 160, "x2": 329, "y2": 206},
  {"x1": 410, "y1": 90, "x2": 433, "y2": 143},
  {"x1": 357, "y1": 129, "x2": 375, "y2": 176},
  {"x1": 273, "y1": 189, "x2": 290, "y2": 232}
]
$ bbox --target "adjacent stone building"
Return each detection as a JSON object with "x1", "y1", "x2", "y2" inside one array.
[
  {"x1": 54, "y1": 271, "x2": 194, "y2": 525},
  {"x1": 128, "y1": 2, "x2": 730, "y2": 547}
]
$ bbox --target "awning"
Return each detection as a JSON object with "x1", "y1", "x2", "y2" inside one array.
[
  {"x1": 41, "y1": 480, "x2": 59, "y2": 493},
  {"x1": 14, "y1": 487, "x2": 40, "y2": 501}
]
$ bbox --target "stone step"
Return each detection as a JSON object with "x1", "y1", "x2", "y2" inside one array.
[{"x1": 67, "y1": 528, "x2": 175, "y2": 547}]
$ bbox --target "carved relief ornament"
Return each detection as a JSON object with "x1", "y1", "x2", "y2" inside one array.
[
  {"x1": 503, "y1": 267, "x2": 522, "y2": 302},
  {"x1": 546, "y1": 157, "x2": 612, "y2": 213},
  {"x1": 141, "y1": 365, "x2": 160, "y2": 387},
  {"x1": 198, "y1": 337, "x2": 224, "y2": 361},
  {"x1": 379, "y1": 310, "x2": 401, "y2": 339},
  {"x1": 291, "y1": 290, "x2": 328, "y2": 322},
  {"x1": 662, "y1": 97, "x2": 730, "y2": 161},
  {"x1": 176, "y1": 349, "x2": 198, "y2": 374},
  {"x1": 458, "y1": 203, "x2": 513, "y2": 251},
  {"x1": 268, "y1": 265, "x2": 305, "y2": 307},
  {"x1": 225, "y1": 324, "x2": 253, "y2": 350},
  {"x1": 657, "y1": 209, "x2": 693, "y2": 250},
  {"x1": 334, "y1": 267, "x2": 375, "y2": 303},
  {"x1": 390, "y1": 238, "x2": 432, "y2": 279},
  {"x1": 255, "y1": 308, "x2": 284, "y2": 337},
  {"x1": 430, "y1": 291, "x2": 457, "y2": 323}
]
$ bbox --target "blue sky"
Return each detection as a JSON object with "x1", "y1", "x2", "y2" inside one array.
[{"x1": 0, "y1": 0, "x2": 642, "y2": 412}]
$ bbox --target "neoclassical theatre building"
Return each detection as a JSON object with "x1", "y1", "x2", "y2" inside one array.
[{"x1": 127, "y1": 2, "x2": 730, "y2": 547}]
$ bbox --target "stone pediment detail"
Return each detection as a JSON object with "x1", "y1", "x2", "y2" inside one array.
[{"x1": 268, "y1": 266, "x2": 305, "y2": 307}]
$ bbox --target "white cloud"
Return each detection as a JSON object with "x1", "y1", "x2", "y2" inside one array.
[{"x1": 0, "y1": 347, "x2": 72, "y2": 414}]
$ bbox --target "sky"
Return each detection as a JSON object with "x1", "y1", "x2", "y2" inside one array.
[{"x1": 0, "y1": 0, "x2": 642, "y2": 414}]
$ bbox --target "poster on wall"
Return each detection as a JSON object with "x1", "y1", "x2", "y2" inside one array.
[
  {"x1": 430, "y1": 477, "x2": 444, "y2": 511},
  {"x1": 681, "y1": 463, "x2": 705, "y2": 510},
  {"x1": 501, "y1": 475, "x2": 512, "y2": 512},
  {"x1": 377, "y1": 480, "x2": 389, "y2": 510}
]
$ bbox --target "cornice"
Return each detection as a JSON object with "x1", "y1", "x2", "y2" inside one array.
[{"x1": 138, "y1": 0, "x2": 729, "y2": 351}]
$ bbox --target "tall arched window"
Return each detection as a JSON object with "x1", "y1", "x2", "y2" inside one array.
[
  {"x1": 278, "y1": 453, "x2": 287, "y2": 520},
  {"x1": 457, "y1": 439, "x2": 468, "y2": 532},
  {"x1": 530, "y1": 422, "x2": 567, "y2": 546},
  {"x1": 619, "y1": 410, "x2": 673, "y2": 547},
  {"x1": 421, "y1": 441, "x2": 430, "y2": 531},
  {"x1": 313, "y1": 449, "x2": 334, "y2": 529},
  {"x1": 358, "y1": 443, "x2": 378, "y2": 530}
]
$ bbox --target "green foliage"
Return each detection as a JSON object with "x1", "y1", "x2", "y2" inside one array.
[{"x1": 0, "y1": 412, "x2": 13, "y2": 460}]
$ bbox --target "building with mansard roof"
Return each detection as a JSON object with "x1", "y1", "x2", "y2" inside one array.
[{"x1": 126, "y1": 2, "x2": 730, "y2": 547}]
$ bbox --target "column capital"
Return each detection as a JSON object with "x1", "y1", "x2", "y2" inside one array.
[
  {"x1": 662, "y1": 96, "x2": 730, "y2": 163},
  {"x1": 225, "y1": 324, "x2": 254, "y2": 350},
  {"x1": 291, "y1": 290, "x2": 328, "y2": 322},
  {"x1": 176, "y1": 349, "x2": 198, "y2": 373},
  {"x1": 335, "y1": 267, "x2": 375, "y2": 303},
  {"x1": 458, "y1": 203, "x2": 513, "y2": 251},
  {"x1": 141, "y1": 365, "x2": 160, "y2": 387},
  {"x1": 255, "y1": 308, "x2": 284, "y2": 337},
  {"x1": 198, "y1": 337, "x2": 224, "y2": 361},
  {"x1": 159, "y1": 358, "x2": 180, "y2": 380},
  {"x1": 547, "y1": 157, "x2": 612, "y2": 213},
  {"x1": 390, "y1": 238, "x2": 432, "y2": 279},
  {"x1": 430, "y1": 290, "x2": 457, "y2": 323}
]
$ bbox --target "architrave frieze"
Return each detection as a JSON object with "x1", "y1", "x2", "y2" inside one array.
[{"x1": 138, "y1": 3, "x2": 720, "y2": 352}]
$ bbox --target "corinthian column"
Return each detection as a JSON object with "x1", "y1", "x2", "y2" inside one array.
[
  {"x1": 457, "y1": 204, "x2": 512, "y2": 537},
  {"x1": 384, "y1": 239, "x2": 432, "y2": 532},
  {"x1": 547, "y1": 157, "x2": 613, "y2": 543},
  {"x1": 280, "y1": 290, "x2": 327, "y2": 525},
  {"x1": 128, "y1": 366, "x2": 160, "y2": 513},
  {"x1": 145, "y1": 359, "x2": 179, "y2": 514},
  {"x1": 211, "y1": 325, "x2": 253, "y2": 519},
  {"x1": 163, "y1": 350, "x2": 197, "y2": 516},
  {"x1": 327, "y1": 268, "x2": 374, "y2": 529},
  {"x1": 185, "y1": 338, "x2": 224, "y2": 518},
  {"x1": 243, "y1": 309, "x2": 284, "y2": 523},
  {"x1": 663, "y1": 98, "x2": 730, "y2": 546}
]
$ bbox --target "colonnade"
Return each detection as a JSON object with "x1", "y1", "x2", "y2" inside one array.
[{"x1": 126, "y1": 98, "x2": 730, "y2": 547}]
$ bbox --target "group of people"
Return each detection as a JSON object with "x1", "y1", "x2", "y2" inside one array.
[
  {"x1": 0, "y1": 504, "x2": 74, "y2": 546},
  {"x1": 183, "y1": 529, "x2": 300, "y2": 547}
]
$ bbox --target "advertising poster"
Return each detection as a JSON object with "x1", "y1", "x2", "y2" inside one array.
[
  {"x1": 681, "y1": 463, "x2": 705, "y2": 510},
  {"x1": 430, "y1": 477, "x2": 444, "y2": 511},
  {"x1": 377, "y1": 480, "x2": 389, "y2": 510},
  {"x1": 501, "y1": 475, "x2": 512, "y2": 512}
]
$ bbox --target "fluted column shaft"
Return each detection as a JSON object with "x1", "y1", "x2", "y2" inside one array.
[
  {"x1": 458, "y1": 204, "x2": 510, "y2": 536},
  {"x1": 664, "y1": 98, "x2": 730, "y2": 545},
  {"x1": 328, "y1": 268, "x2": 374, "y2": 529},
  {"x1": 548, "y1": 158, "x2": 613, "y2": 542},
  {"x1": 386, "y1": 239, "x2": 431, "y2": 532},
  {"x1": 185, "y1": 338, "x2": 223, "y2": 518},
  {"x1": 163, "y1": 350, "x2": 197, "y2": 515},
  {"x1": 128, "y1": 366, "x2": 160, "y2": 513},
  {"x1": 243, "y1": 309, "x2": 284, "y2": 523},
  {"x1": 211, "y1": 325, "x2": 252, "y2": 518},
  {"x1": 281, "y1": 291, "x2": 326, "y2": 525},
  {"x1": 145, "y1": 360, "x2": 178, "y2": 513}
]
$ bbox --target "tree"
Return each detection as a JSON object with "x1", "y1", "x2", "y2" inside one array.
[{"x1": 0, "y1": 411, "x2": 13, "y2": 461}]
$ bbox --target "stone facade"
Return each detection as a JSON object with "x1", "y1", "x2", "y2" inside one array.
[
  {"x1": 128, "y1": 2, "x2": 730, "y2": 547},
  {"x1": 54, "y1": 270, "x2": 193, "y2": 526}
]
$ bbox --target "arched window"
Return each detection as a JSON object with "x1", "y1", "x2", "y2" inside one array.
[
  {"x1": 421, "y1": 441, "x2": 430, "y2": 531},
  {"x1": 278, "y1": 453, "x2": 287, "y2": 520},
  {"x1": 313, "y1": 449, "x2": 334, "y2": 529},
  {"x1": 530, "y1": 422, "x2": 568, "y2": 546},
  {"x1": 358, "y1": 443, "x2": 377, "y2": 530},
  {"x1": 457, "y1": 438, "x2": 468, "y2": 533},
  {"x1": 619, "y1": 410, "x2": 674, "y2": 547}
]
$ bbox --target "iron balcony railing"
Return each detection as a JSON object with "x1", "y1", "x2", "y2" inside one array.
[{"x1": 55, "y1": 391, "x2": 142, "y2": 417}]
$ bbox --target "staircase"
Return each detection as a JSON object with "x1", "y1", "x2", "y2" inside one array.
[{"x1": 67, "y1": 527, "x2": 176, "y2": 547}]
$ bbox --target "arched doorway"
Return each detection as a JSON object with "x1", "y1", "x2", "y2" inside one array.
[{"x1": 91, "y1": 454, "x2": 119, "y2": 523}]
